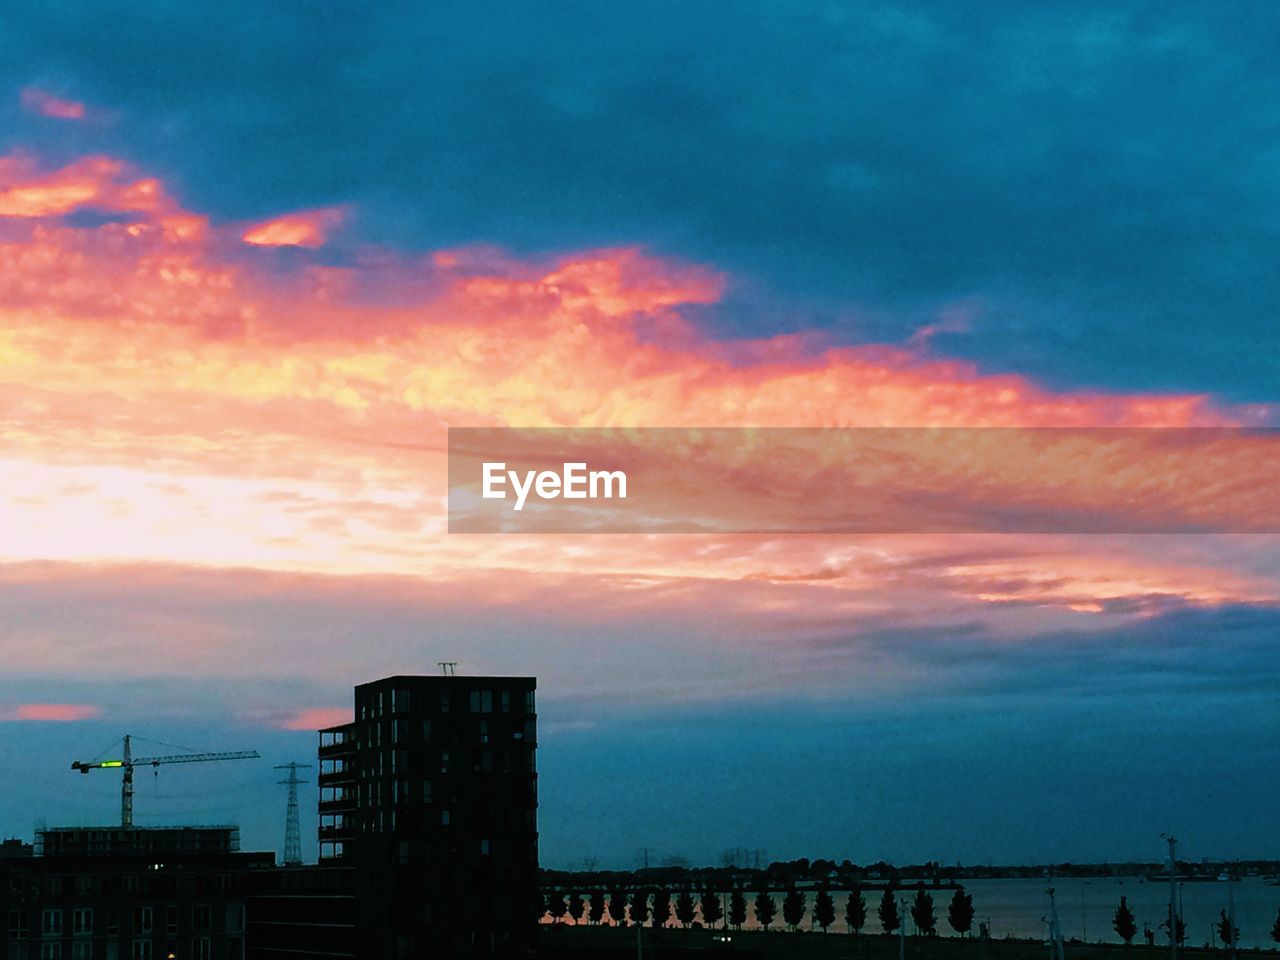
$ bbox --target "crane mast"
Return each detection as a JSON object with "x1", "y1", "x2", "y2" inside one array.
[{"x1": 71, "y1": 734, "x2": 260, "y2": 827}]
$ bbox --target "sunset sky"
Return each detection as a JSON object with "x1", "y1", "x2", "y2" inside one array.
[{"x1": 1, "y1": 2, "x2": 1278, "y2": 868}]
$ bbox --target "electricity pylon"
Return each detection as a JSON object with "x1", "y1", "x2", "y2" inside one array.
[{"x1": 275, "y1": 762, "x2": 311, "y2": 866}]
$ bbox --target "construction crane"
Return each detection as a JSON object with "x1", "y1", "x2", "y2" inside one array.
[{"x1": 71, "y1": 734, "x2": 260, "y2": 828}]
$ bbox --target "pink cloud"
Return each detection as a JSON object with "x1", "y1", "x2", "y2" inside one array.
[
  {"x1": 20, "y1": 87, "x2": 87, "y2": 121},
  {"x1": 241, "y1": 207, "x2": 347, "y2": 248},
  {"x1": 0, "y1": 703, "x2": 101, "y2": 722},
  {"x1": 278, "y1": 707, "x2": 352, "y2": 730}
]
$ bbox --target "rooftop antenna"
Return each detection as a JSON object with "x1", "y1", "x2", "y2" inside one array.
[
  {"x1": 439, "y1": 661, "x2": 457, "y2": 676},
  {"x1": 275, "y1": 762, "x2": 311, "y2": 866}
]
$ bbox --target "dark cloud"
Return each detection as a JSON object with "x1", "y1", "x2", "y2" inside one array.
[{"x1": 2, "y1": 1, "x2": 1278, "y2": 400}]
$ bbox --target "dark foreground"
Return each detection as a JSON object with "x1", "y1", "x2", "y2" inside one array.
[{"x1": 538, "y1": 926, "x2": 1280, "y2": 960}]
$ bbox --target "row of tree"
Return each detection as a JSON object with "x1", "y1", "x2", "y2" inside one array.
[
  {"x1": 1111, "y1": 896, "x2": 1280, "y2": 948},
  {"x1": 546, "y1": 887, "x2": 1280, "y2": 946},
  {"x1": 543, "y1": 884, "x2": 975, "y2": 936}
]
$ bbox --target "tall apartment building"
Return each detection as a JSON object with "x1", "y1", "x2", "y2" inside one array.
[{"x1": 317, "y1": 675, "x2": 538, "y2": 958}]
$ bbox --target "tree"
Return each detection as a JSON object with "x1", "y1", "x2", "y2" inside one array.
[
  {"x1": 1270, "y1": 906, "x2": 1280, "y2": 944},
  {"x1": 879, "y1": 887, "x2": 901, "y2": 934},
  {"x1": 675, "y1": 890, "x2": 696, "y2": 928},
  {"x1": 651, "y1": 889, "x2": 672, "y2": 928},
  {"x1": 588, "y1": 890, "x2": 605, "y2": 925},
  {"x1": 629, "y1": 890, "x2": 650, "y2": 927},
  {"x1": 846, "y1": 884, "x2": 868, "y2": 937},
  {"x1": 948, "y1": 887, "x2": 975, "y2": 937},
  {"x1": 911, "y1": 888, "x2": 936, "y2": 937},
  {"x1": 548, "y1": 891, "x2": 568, "y2": 924},
  {"x1": 607, "y1": 889, "x2": 627, "y2": 926},
  {"x1": 783, "y1": 886, "x2": 807, "y2": 931},
  {"x1": 755, "y1": 890, "x2": 777, "y2": 931},
  {"x1": 1217, "y1": 909, "x2": 1239, "y2": 948},
  {"x1": 1161, "y1": 915, "x2": 1187, "y2": 946},
  {"x1": 815, "y1": 886, "x2": 836, "y2": 932},
  {"x1": 701, "y1": 889, "x2": 724, "y2": 929},
  {"x1": 1113, "y1": 896, "x2": 1137, "y2": 946},
  {"x1": 568, "y1": 891, "x2": 585, "y2": 925},
  {"x1": 729, "y1": 888, "x2": 748, "y2": 930}
]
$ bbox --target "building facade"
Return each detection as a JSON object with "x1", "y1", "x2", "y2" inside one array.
[
  {"x1": 317, "y1": 675, "x2": 538, "y2": 958},
  {"x1": 2, "y1": 826, "x2": 271, "y2": 960}
]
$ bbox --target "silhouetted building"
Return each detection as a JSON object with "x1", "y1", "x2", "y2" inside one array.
[
  {"x1": 244, "y1": 865, "x2": 354, "y2": 960},
  {"x1": 317, "y1": 675, "x2": 538, "y2": 958},
  {"x1": 1, "y1": 826, "x2": 271, "y2": 960}
]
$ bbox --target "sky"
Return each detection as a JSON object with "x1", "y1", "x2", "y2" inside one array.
[{"x1": 0, "y1": 1, "x2": 1278, "y2": 869}]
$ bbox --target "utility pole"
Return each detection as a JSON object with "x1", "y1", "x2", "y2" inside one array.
[
  {"x1": 1165, "y1": 836, "x2": 1179, "y2": 960},
  {"x1": 1047, "y1": 885, "x2": 1065, "y2": 960},
  {"x1": 276, "y1": 762, "x2": 311, "y2": 866}
]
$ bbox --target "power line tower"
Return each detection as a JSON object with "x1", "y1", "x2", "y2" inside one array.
[{"x1": 275, "y1": 762, "x2": 311, "y2": 866}]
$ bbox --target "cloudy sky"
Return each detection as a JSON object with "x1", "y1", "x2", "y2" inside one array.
[{"x1": 0, "y1": 1, "x2": 1277, "y2": 868}]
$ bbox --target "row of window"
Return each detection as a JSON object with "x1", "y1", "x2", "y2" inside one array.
[
  {"x1": 359, "y1": 688, "x2": 535, "y2": 720},
  {"x1": 10, "y1": 905, "x2": 237, "y2": 939},
  {"x1": 8, "y1": 876, "x2": 238, "y2": 899},
  {"x1": 321, "y1": 743, "x2": 536, "y2": 778},
  {"x1": 17, "y1": 939, "x2": 237, "y2": 960}
]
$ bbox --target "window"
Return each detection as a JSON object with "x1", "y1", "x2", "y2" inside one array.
[
  {"x1": 123, "y1": 876, "x2": 140, "y2": 895},
  {"x1": 398, "y1": 840, "x2": 411, "y2": 866},
  {"x1": 392, "y1": 749, "x2": 408, "y2": 773},
  {"x1": 393, "y1": 779, "x2": 411, "y2": 804},
  {"x1": 230, "y1": 904, "x2": 244, "y2": 934},
  {"x1": 439, "y1": 751, "x2": 450, "y2": 774},
  {"x1": 40, "y1": 944, "x2": 62, "y2": 960},
  {"x1": 227, "y1": 938, "x2": 243, "y2": 960},
  {"x1": 391, "y1": 688, "x2": 410, "y2": 713},
  {"x1": 73, "y1": 908, "x2": 93, "y2": 935},
  {"x1": 421, "y1": 719, "x2": 431, "y2": 741},
  {"x1": 501, "y1": 690, "x2": 511, "y2": 713},
  {"x1": 523, "y1": 719, "x2": 536, "y2": 743},
  {"x1": 9, "y1": 909, "x2": 29, "y2": 939},
  {"x1": 196, "y1": 937, "x2": 212, "y2": 960},
  {"x1": 165, "y1": 904, "x2": 177, "y2": 934},
  {"x1": 439, "y1": 691, "x2": 450, "y2": 713},
  {"x1": 468, "y1": 690, "x2": 493, "y2": 714},
  {"x1": 73, "y1": 876, "x2": 93, "y2": 896},
  {"x1": 134, "y1": 906, "x2": 152, "y2": 934},
  {"x1": 479, "y1": 719, "x2": 489, "y2": 743},
  {"x1": 422, "y1": 779, "x2": 432, "y2": 803},
  {"x1": 193, "y1": 904, "x2": 211, "y2": 931},
  {"x1": 131, "y1": 941, "x2": 152, "y2": 960},
  {"x1": 524, "y1": 689, "x2": 535, "y2": 714},
  {"x1": 479, "y1": 838, "x2": 490, "y2": 856},
  {"x1": 73, "y1": 943, "x2": 92, "y2": 960},
  {"x1": 107, "y1": 909, "x2": 120, "y2": 935},
  {"x1": 441, "y1": 809, "x2": 450, "y2": 827},
  {"x1": 42, "y1": 909, "x2": 63, "y2": 936},
  {"x1": 392, "y1": 718, "x2": 408, "y2": 743}
]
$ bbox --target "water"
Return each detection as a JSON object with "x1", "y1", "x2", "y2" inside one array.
[{"x1": 959, "y1": 877, "x2": 1280, "y2": 950}]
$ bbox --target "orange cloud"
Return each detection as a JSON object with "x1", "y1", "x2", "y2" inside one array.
[
  {"x1": 0, "y1": 143, "x2": 1273, "y2": 649},
  {"x1": 241, "y1": 206, "x2": 346, "y2": 248},
  {"x1": 20, "y1": 87, "x2": 87, "y2": 121},
  {"x1": 277, "y1": 707, "x2": 352, "y2": 730},
  {"x1": 0, "y1": 703, "x2": 101, "y2": 722}
]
